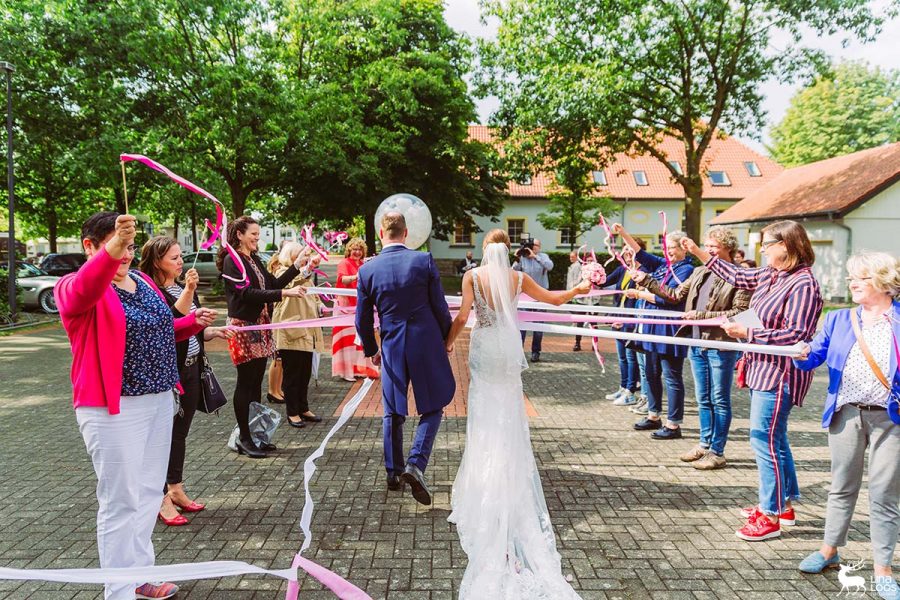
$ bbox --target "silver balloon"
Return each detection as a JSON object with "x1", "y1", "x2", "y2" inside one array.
[{"x1": 374, "y1": 193, "x2": 433, "y2": 250}]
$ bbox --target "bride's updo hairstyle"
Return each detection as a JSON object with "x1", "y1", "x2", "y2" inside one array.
[{"x1": 482, "y1": 229, "x2": 511, "y2": 249}]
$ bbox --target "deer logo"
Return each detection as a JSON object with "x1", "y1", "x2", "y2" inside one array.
[{"x1": 837, "y1": 559, "x2": 867, "y2": 595}]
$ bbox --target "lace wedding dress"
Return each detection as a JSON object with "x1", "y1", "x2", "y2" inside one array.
[{"x1": 448, "y1": 256, "x2": 581, "y2": 600}]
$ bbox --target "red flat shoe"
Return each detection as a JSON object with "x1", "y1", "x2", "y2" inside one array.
[
  {"x1": 158, "y1": 512, "x2": 189, "y2": 527},
  {"x1": 174, "y1": 500, "x2": 205, "y2": 513}
]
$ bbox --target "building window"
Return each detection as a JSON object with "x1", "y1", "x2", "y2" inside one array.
[
  {"x1": 507, "y1": 218, "x2": 525, "y2": 242},
  {"x1": 668, "y1": 161, "x2": 683, "y2": 175},
  {"x1": 453, "y1": 221, "x2": 472, "y2": 246},
  {"x1": 591, "y1": 170, "x2": 607, "y2": 185},
  {"x1": 708, "y1": 171, "x2": 731, "y2": 186},
  {"x1": 517, "y1": 174, "x2": 532, "y2": 185},
  {"x1": 744, "y1": 161, "x2": 762, "y2": 177},
  {"x1": 560, "y1": 227, "x2": 576, "y2": 247},
  {"x1": 633, "y1": 170, "x2": 649, "y2": 186},
  {"x1": 715, "y1": 208, "x2": 728, "y2": 217}
]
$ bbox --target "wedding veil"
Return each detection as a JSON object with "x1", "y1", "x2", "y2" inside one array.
[{"x1": 479, "y1": 242, "x2": 527, "y2": 375}]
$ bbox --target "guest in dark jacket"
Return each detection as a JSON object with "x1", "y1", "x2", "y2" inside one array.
[
  {"x1": 614, "y1": 224, "x2": 695, "y2": 440},
  {"x1": 216, "y1": 216, "x2": 310, "y2": 459},
  {"x1": 140, "y1": 236, "x2": 233, "y2": 526}
]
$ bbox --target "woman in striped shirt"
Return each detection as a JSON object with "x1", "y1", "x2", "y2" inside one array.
[{"x1": 682, "y1": 220, "x2": 823, "y2": 542}]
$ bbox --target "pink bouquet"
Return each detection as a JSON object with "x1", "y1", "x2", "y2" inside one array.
[{"x1": 580, "y1": 261, "x2": 607, "y2": 287}]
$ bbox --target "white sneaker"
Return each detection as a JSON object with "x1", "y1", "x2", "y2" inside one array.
[
  {"x1": 630, "y1": 396, "x2": 649, "y2": 414},
  {"x1": 605, "y1": 387, "x2": 627, "y2": 401},
  {"x1": 613, "y1": 391, "x2": 637, "y2": 406}
]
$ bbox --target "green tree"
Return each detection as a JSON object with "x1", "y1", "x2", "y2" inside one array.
[
  {"x1": 770, "y1": 61, "x2": 900, "y2": 167},
  {"x1": 536, "y1": 155, "x2": 617, "y2": 251},
  {"x1": 479, "y1": 0, "x2": 893, "y2": 241},
  {"x1": 278, "y1": 0, "x2": 508, "y2": 252}
]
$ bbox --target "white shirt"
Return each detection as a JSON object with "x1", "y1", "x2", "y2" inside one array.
[
  {"x1": 836, "y1": 317, "x2": 892, "y2": 410},
  {"x1": 382, "y1": 242, "x2": 408, "y2": 249}
]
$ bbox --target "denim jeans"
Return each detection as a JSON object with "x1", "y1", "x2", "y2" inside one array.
[
  {"x1": 520, "y1": 330, "x2": 543, "y2": 353},
  {"x1": 644, "y1": 351, "x2": 685, "y2": 424},
  {"x1": 689, "y1": 348, "x2": 739, "y2": 455},
  {"x1": 615, "y1": 339, "x2": 640, "y2": 392},
  {"x1": 636, "y1": 351, "x2": 649, "y2": 397},
  {"x1": 749, "y1": 383, "x2": 800, "y2": 515}
]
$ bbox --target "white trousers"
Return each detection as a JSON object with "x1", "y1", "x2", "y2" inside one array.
[{"x1": 76, "y1": 391, "x2": 175, "y2": 600}]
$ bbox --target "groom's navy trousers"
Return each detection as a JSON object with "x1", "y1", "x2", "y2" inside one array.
[{"x1": 355, "y1": 245, "x2": 456, "y2": 474}]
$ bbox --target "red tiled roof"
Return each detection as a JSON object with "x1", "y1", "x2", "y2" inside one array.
[
  {"x1": 468, "y1": 125, "x2": 782, "y2": 200},
  {"x1": 712, "y1": 142, "x2": 900, "y2": 224}
]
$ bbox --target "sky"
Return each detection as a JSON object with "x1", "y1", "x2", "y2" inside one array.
[{"x1": 443, "y1": 0, "x2": 900, "y2": 156}]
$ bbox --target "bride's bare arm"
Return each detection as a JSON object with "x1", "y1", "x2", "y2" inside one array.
[
  {"x1": 521, "y1": 273, "x2": 591, "y2": 306},
  {"x1": 445, "y1": 270, "x2": 475, "y2": 351}
]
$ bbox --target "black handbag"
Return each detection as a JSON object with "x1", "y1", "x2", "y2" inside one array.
[{"x1": 198, "y1": 354, "x2": 228, "y2": 414}]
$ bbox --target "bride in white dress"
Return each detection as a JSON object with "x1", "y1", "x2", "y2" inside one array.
[{"x1": 444, "y1": 229, "x2": 590, "y2": 600}]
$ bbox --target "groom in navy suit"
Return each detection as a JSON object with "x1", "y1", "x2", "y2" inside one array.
[{"x1": 355, "y1": 211, "x2": 456, "y2": 505}]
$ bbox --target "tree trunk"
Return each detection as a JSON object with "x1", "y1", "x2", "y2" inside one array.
[
  {"x1": 365, "y1": 210, "x2": 377, "y2": 256},
  {"x1": 682, "y1": 174, "x2": 704, "y2": 242},
  {"x1": 47, "y1": 211, "x2": 58, "y2": 254},
  {"x1": 173, "y1": 213, "x2": 180, "y2": 241},
  {"x1": 228, "y1": 183, "x2": 248, "y2": 218}
]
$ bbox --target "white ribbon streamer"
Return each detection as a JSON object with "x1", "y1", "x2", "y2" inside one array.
[
  {"x1": 0, "y1": 562, "x2": 297, "y2": 585},
  {"x1": 522, "y1": 321, "x2": 805, "y2": 357},
  {"x1": 299, "y1": 378, "x2": 375, "y2": 552}
]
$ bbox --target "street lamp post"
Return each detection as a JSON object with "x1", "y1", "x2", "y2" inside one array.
[{"x1": 0, "y1": 61, "x2": 14, "y2": 322}]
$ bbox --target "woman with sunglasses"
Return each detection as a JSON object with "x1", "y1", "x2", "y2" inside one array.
[{"x1": 681, "y1": 220, "x2": 823, "y2": 542}]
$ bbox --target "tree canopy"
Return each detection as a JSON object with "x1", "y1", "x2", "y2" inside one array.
[
  {"x1": 770, "y1": 61, "x2": 900, "y2": 167},
  {"x1": 479, "y1": 0, "x2": 893, "y2": 240}
]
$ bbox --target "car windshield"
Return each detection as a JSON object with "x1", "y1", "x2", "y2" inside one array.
[{"x1": 10, "y1": 263, "x2": 48, "y2": 278}]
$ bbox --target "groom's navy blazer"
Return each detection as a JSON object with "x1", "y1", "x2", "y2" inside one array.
[{"x1": 356, "y1": 245, "x2": 456, "y2": 415}]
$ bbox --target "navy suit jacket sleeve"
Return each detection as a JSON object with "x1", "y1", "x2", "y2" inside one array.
[
  {"x1": 355, "y1": 269, "x2": 379, "y2": 357},
  {"x1": 426, "y1": 254, "x2": 453, "y2": 339}
]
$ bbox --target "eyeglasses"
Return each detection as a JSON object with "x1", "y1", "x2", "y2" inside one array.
[
  {"x1": 125, "y1": 244, "x2": 137, "y2": 253},
  {"x1": 760, "y1": 239, "x2": 782, "y2": 249}
]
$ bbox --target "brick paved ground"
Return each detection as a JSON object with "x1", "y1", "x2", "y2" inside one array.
[{"x1": 0, "y1": 324, "x2": 889, "y2": 599}]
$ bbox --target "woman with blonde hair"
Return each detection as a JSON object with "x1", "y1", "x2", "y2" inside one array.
[
  {"x1": 793, "y1": 252, "x2": 900, "y2": 599},
  {"x1": 332, "y1": 238, "x2": 379, "y2": 380},
  {"x1": 272, "y1": 242, "x2": 325, "y2": 427}
]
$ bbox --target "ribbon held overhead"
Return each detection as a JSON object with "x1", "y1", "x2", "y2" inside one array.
[{"x1": 119, "y1": 154, "x2": 248, "y2": 289}]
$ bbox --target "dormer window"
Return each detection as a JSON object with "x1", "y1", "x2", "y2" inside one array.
[
  {"x1": 744, "y1": 161, "x2": 762, "y2": 177},
  {"x1": 633, "y1": 170, "x2": 649, "y2": 186},
  {"x1": 518, "y1": 174, "x2": 532, "y2": 185},
  {"x1": 708, "y1": 171, "x2": 731, "y2": 186},
  {"x1": 668, "y1": 161, "x2": 683, "y2": 175},
  {"x1": 592, "y1": 170, "x2": 607, "y2": 185}
]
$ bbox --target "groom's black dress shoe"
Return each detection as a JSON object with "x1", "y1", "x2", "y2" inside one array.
[
  {"x1": 400, "y1": 465, "x2": 432, "y2": 506},
  {"x1": 386, "y1": 473, "x2": 401, "y2": 491}
]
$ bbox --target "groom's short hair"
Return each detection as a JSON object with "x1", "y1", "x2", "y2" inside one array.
[{"x1": 381, "y1": 212, "x2": 407, "y2": 240}]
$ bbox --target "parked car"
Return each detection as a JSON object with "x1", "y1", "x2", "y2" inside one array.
[
  {"x1": 1, "y1": 261, "x2": 59, "y2": 314},
  {"x1": 181, "y1": 251, "x2": 221, "y2": 284},
  {"x1": 40, "y1": 253, "x2": 87, "y2": 277}
]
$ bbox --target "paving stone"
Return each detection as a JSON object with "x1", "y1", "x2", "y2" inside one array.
[{"x1": 0, "y1": 325, "x2": 887, "y2": 598}]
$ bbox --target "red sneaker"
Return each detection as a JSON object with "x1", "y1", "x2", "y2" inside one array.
[
  {"x1": 735, "y1": 514, "x2": 781, "y2": 541},
  {"x1": 739, "y1": 505, "x2": 796, "y2": 526},
  {"x1": 135, "y1": 582, "x2": 179, "y2": 599}
]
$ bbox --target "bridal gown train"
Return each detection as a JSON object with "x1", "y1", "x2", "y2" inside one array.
[{"x1": 448, "y1": 270, "x2": 581, "y2": 600}]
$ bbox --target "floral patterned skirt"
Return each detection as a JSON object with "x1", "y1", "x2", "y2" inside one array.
[{"x1": 227, "y1": 313, "x2": 276, "y2": 365}]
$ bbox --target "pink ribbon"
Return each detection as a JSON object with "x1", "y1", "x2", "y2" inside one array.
[
  {"x1": 286, "y1": 554, "x2": 371, "y2": 600},
  {"x1": 301, "y1": 224, "x2": 330, "y2": 262},
  {"x1": 597, "y1": 214, "x2": 629, "y2": 270},
  {"x1": 658, "y1": 211, "x2": 682, "y2": 285},
  {"x1": 587, "y1": 323, "x2": 606, "y2": 372},
  {"x1": 119, "y1": 154, "x2": 248, "y2": 289},
  {"x1": 324, "y1": 231, "x2": 349, "y2": 252}
]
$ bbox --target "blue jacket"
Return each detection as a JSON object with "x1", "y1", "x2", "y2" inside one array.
[
  {"x1": 634, "y1": 249, "x2": 695, "y2": 356},
  {"x1": 355, "y1": 245, "x2": 456, "y2": 415},
  {"x1": 794, "y1": 302, "x2": 900, "y2": 428}
]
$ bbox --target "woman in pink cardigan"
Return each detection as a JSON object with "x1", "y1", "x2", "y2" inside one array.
[{"x1": 55, "y1": 213, "x2": 216, "y2": 600}]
